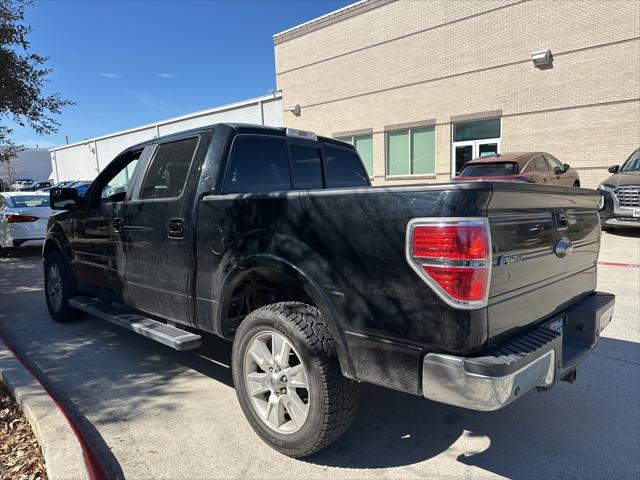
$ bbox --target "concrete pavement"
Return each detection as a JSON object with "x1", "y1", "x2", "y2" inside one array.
[{"x1": 0, "y1": 230, "x2": 638, "y2": 479}]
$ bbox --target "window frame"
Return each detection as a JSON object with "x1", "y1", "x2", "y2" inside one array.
[
  {"x1": 135, "y1": 135, "x2": 201, "y2": 202},
  {"x1": 335, "y1": 134, "x2": 374, "y2": 179},
  {"x1": 385, "y1": 126, "x2": 436, "y2": 179}
]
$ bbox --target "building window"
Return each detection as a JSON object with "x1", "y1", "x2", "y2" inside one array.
[
  {"x1": 451, "y1": 118, "x2": 501, "y2": 175},
  {"x1": 453, "y1": 118, "x2": 500, "y2": 142},
  {"x1": 386, "y1": 127, "x2": 435, "y2": 177},
  {"x1": 336, "y1": 135, "x2": 373, "y2": 177}
]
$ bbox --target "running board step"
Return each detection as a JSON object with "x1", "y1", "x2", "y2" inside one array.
[{"x1": 69, "y1": 297, "x2": 202, "y2": 351}]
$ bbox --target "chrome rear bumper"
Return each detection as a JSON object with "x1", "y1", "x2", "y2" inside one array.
[
  {"x1": 422, "y1": 292, "x2": 615, "y2": 411},
  {"x1": 422, "y1": 350, "x2": 555, "y2": 411}
]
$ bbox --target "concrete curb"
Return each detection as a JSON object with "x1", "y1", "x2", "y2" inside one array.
[{"x1": 0, "y1": 339, "x2": 91, "y2": 480}]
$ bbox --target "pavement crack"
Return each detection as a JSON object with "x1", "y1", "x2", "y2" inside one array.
[{"x1": 591, "y1": 351, "x2": 640, "y2": 365}]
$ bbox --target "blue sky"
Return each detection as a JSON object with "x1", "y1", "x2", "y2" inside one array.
[{"x1": 9, "y1": 0, "x2": 352, "y2": 148}]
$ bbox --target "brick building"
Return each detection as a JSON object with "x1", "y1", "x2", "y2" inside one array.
[{"x1": 274, "y1": 0, "x2": 640, "y2": 187}]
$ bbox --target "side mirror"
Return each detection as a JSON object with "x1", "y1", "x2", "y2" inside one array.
[
  {"x1": 563, "y1": 163, "x2": 570, "y2": 172},
  {"x1": 50, "y1": 187, "x2": 80, "y2": 210},
  {"x1": 608, "y1": 165, "x2": 620, "y2": 174}
]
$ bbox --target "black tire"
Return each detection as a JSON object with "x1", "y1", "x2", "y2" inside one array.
[
  {"x1": 232, "y1": 302, "x2": 359, "y2": 457},
  {"x1": 573, "y1": 181, "x2": 580, "y2": 187},
  {"x1": 0, "y1": 246, "x2": 7, "y2": 258},
  {"x1": 44, "y1": 250, "x2": 85, "y2": 323}
]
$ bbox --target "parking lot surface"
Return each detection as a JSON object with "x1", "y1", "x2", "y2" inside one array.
[{"x1": 0, "y1": 231, "x2": 638, "y2": 480}]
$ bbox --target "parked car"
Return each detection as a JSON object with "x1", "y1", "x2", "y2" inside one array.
[
  {"x1": 10, "y1": 178, "x2": 34, "y2": 191},
  {"x1": 19, "y1": 181, "x2": 52, "y2": 191},
  {"x1": 0, "y1": 192, "x2": 54, "y2": 256},
  {"x1": 39, "y1": 181, "x2": 74, "y2": 192},
  {"x1": 65, "y1": 181, "x2": 92, "y2": 197},
  {"x1": 43, "y1": 124, "x2": 613, "y2": 457},
  {"x1": 454, "y1": 152, "x2": 581, "y2": 186},
  {"x1": 598, "y1": 146, "x2": 640, "y2": 229}
]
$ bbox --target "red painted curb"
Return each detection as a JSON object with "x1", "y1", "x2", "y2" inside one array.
[
  {"x1": 598, "y1": 261, "x2": 640, "y2": 268},
  {"x1": 0, "y1": 334, "x2": 109, "y2": 480}
]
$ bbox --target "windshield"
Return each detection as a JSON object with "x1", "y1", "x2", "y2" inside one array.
[
  {"x1": 459, "y1": 162, "x2": 519, "y2": 177},
  {"x1": 621, "y1": 148, "x2": 640, "y2": 172},
  {"x1": 10, "y1": 195, "x2": 50, "y2": 207}
]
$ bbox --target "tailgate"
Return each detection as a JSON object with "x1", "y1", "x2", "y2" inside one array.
[{"x1": 486, "y1": 183, "x2": 601, "y2": 345}]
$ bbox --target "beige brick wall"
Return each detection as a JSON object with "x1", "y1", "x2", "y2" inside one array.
[{"x1": 275, "y1": 0, "x2": 640, "y2": 188}]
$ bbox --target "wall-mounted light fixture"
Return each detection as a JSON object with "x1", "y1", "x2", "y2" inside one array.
[
  {"x1": 531, "y1": 49, "x2": 553, "y2": 69},
  {"x1": 288, "y1": 104, "x2": 301, "y2": 116}
]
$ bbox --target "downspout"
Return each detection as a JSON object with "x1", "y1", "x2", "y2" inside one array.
[{"x1": 94, "y1": 140, "x2": 100, "y2": 175}]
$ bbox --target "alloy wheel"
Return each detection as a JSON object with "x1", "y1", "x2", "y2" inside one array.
[{"x1": 243, "y1": 331, "x2": 310, "y2": 434}]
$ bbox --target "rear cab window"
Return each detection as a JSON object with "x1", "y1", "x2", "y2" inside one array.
[
  {"x1": 289, "y1": 144, "x2": 323, "y2": 190},
  {"x1": 222, "y1": 133, "x2": 370, "y2": 194}
]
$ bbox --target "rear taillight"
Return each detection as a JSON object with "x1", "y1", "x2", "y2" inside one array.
[
  {"x1": 5, "y1": 214, "x2": 38, "y2": 223},
  {"x1": 406, "y1": 218, "x2": 491, "y2": 309}
]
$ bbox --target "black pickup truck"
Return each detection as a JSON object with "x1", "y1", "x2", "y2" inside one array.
[{"x1": 44, "y1": 124, "x2": 614, "y2": 457}]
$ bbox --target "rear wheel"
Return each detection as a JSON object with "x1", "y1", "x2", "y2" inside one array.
[
  {"x1": 0, "y1": 246, "x2": 7, "y2": 258},
  {"x1": 232, "y1": 302, "x2": 359, "y2": 457},
  {"x1": 44, "y1": 250, "x2": 85, "y2": 323}
]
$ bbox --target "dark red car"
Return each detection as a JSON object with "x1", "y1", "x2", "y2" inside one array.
[{"x1": 454, "y1": 152, "x2": 581, "y2": 187}]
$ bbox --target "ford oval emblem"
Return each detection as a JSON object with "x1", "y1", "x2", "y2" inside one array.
[{"x1": 554, "y1": 237, "x2": 574, "y2": 258}]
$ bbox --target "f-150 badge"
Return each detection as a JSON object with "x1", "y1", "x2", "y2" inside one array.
[{"x1": 497, "y1": 253, "x2": 523, "y2": 266}]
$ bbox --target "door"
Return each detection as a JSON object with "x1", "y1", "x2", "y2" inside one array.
[
  {"x1": 452, "y1": 139, "x2": 501, "y2": 175},
  {"x1": 122, "y1": 134, "x2": 204, "y2": 325},
  {"x1": 453, "y1": 142, "x2": 474, "y2": 176},
  {"x1": 532, "y1": 155, "x2": 552, "y2": 184},
  {"x1": 69, "y1": 148, "x2": 145, "y2": 301}
]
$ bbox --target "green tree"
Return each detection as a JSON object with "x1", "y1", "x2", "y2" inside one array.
[{"x1": 0, "y1": 0, "x2": 72, "y2": 163}]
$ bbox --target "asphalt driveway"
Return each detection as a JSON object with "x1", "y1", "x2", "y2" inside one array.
[{"x1": 0, "y1": 231, "x2": 638, "y2": 480}]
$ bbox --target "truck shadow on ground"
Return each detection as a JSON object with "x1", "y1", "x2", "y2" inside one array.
[{"x1": 303, "y1": 337, "x2": 639, "y2": 478}]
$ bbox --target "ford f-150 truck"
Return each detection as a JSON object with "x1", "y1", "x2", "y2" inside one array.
[{"x1": 43, "y1": 124, "x2": 614, "y2": 457}]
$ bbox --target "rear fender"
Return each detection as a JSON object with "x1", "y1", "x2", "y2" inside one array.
[{"x1": 217, "y1": 254, "x2": 356, "y2": 379}]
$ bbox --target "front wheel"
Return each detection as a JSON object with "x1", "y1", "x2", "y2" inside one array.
[
  {"x1": 232, "y1": 302, "x2": 359, "y2": 457},
  {"x1": 44, "y1": 250, "x2": 85, "y2": 323},
  {"x1": 573, "y1": 180, "x2": 580, "y2": 187}
]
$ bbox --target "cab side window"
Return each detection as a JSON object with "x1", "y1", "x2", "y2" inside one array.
[
  {"x1": 140, "y1": 137, "x2": 199, "y2": 200},
  {"x1": 223, "y1": 136, "x2": 291, "y2": 193},
  {"x1": 323, "y1": 145, "x2": 369, "y2": 188}
]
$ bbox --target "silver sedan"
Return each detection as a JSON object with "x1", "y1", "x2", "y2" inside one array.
[{"x1": 0, "y1": 192, "x2": 55, "y2": 256}]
